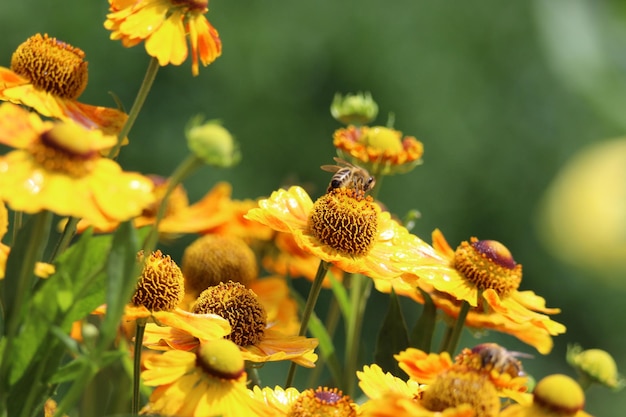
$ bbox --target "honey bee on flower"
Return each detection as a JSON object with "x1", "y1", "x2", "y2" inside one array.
[{"x1": 321, "y1": 157, "x2": 376, "y2": 195}]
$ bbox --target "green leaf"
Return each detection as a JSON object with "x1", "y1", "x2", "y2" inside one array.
[
  {"x1": 374, "y1": 290, "x2": 410, "y2": 376},
  {"x1": 98, "y1": 221, "x2": 141, "y2": 352},
  {"x1": 410, "y1": 288, "x2": 437, "y2": 352}
]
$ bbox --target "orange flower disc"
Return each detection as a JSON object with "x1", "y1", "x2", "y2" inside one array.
[
  {"x1": 308, "y1": 188, "x2": 378, "y2": 256},
  {"x1": 421, "y1": 367, "x2": 500, "y2": 417},
  {"x1": 454, "y1": 238, "x2": 522, "y2": 296},
  {"x1": 32, "y1": 122, "x2": 99, "y2": 177},
  {"x1": 192, "y1": 281, "x2": 267, "y2": 347},
  {"x1": 132, "y1": 250, "x2": 185, "y2": 312},
  {"x1": 289, "y1": 387, "x2": 357, "y2": 417},
  {"x1": 182, "y1": 234, "x2": 257, "y2": 296},
  {"x1": 11, "y1": 34, "x2": 88, "y2": 100}
]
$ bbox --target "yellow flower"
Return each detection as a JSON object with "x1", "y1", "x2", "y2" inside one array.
[
  {"x1": 244, "y1": 186, "x2": 440, "y2": 281},
  {"x1": 146, "y1": 281, "x2": 318, "y2": 367},
  {"x1": 401, "y1": 229, "x2": 565, "y2": 353},
  {"x1": 105, "y1": 0, "x2": 221, "y2": 76},
  {"x1": 357, "y1": 364, "x2": 424, "y2": 400},
  {"x1": 251, "y1": 386, "x2": 359, "y2": 417},
  {"x1": 71, "y1": 179, "x2": 235, "y2": 237},
  {"x1": 333, "y1": 125, "x2": 424, "y2": 175},
  {"x1": 262, "y1": 231, "x2": 345, "y2": 288},
  {"x1": 393, "y1": 346, "x2": 530, "y2": 406},
  {"x1": 358, "y1": 363, "x2": 498, "y2": 417},
  {"x1": 141, "y1": 339, "x2": 274, "y2": 417},
  {"x1": 499, "y1": 374, "x2": 594, "y2": 417},
  {"x1": 0, "y1": 34, "x2": 127, "y2": 136},
  {"x1": 0, "y1": 103, "x2": 154, "y2": 229}
]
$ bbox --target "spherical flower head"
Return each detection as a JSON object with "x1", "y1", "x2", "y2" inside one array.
[
  {"x1": 309, "y1": 188, "x2": 379, "y2": 256},
  {"x1": 289, "y1": 387, "x2": 358, "y2": 417},
  {"x1": 421, "y1": 366, "x2": 501, "y2": 417},
  {"x1": 532, "y1": 374, "x2": 585, "y2": 416},
  {"x1": 331, "y1": 91, "x2": 378, "y2": 125},
  {"x1": 333, "y1": 125, "x2": 424, "y2": 175},
  {"x1": 566, "y1": 344, "x2": 624, "y2": 390},
  {"x1": 182, "y1": 234, "x2": 258, "y2": 297},
  {"x1": 192, "y1": 281, "x2": 267, "y2": 347},
  {"x1": 186, "y1": 118, "x2": 240, "y2": 167},
  {"x1": 453, "y1": 238, "x2": 522, "y2": 298},
  {"x1": 133, "y1": 250, "x2": 185, "y2": 311},
  {"x1": 197, "y1": 338, "x2": 245, "y2": 380},
  {"x1": 11, "y1": 33, "x2": 88, "y2": 100}
]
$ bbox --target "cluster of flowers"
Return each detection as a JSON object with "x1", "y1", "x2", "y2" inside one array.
[{"x1": 0, "y1": 1, "x2": 622, "y2": 417}]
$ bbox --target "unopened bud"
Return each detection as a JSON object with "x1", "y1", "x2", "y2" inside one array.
[
  {"x1": 186, "y1": 117, "x2": 240, "y2": 167},
  {"x1": 330, "y1": 92, "x2": 378, "y2": 125}
]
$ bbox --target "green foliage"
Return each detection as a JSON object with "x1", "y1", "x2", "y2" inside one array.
[{"x1": 374, "y1": 290, "x2": 410, "y2": 377}]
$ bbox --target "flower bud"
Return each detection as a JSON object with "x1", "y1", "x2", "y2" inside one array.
[
  {"x1": 186, "y1": 117, "x2": 240, "y2": 167},
  {"x1": 330, "y1": 92, "x2": 378, "y2": 125},
  {"x1": 567, "y1": 344, "x2": 624, "y2": 390}
]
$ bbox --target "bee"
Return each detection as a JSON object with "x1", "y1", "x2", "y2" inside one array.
[
  {"x1": 471, "y1": 343, "x2": 533, "y2": 377},
  {"x1": 320, "y1": 157, "x2": 375, "y2": 194}
]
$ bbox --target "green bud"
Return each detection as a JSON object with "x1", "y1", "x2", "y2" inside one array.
[
  {"x1": 567, "y1": 344, "x2": 624, "y2": 390},
  {"x1": 186, "y1": 117, "x2": 241, "y2": 167},
  {"x1": 330, "y1": 92, "x2": 378, "y2": 125}
]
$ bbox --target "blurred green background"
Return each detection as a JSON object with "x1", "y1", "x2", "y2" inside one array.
[{"x1": 2, "y1": 0, "x2": 625, "y2": 415}]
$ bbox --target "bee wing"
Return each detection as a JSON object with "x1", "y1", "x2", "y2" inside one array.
[
  {"x1": 320, "y1": 164, "x2": 342, "y2": 173},
  {"x1": 332, "y1": 157, "x2": 353, "y2": 168},
  {"x1": 511, "y1": 351, "x2": 534, "y2": 360}
]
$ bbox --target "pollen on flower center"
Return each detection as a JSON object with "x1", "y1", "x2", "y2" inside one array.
[
  {"x1": 196, "y1": 339, "x2": 245, "y2": 380},
  {"x1": 192, "y1": 281, "x2": 267, "y2": 347},
  {"x1": 308, "y1": 188, "x2": 378, "y2": 256},
  {"x1": 453, "y1": 238, "x2": 522, "y2": 296},
  {"x1": 132, "y1": 250, "x2": 185, "y2": 312},
  {"x1": 30, "y1": 123, "x2": 100, "y2": 177},
  {"x1": 288, "y1": 387, "x2": 357, "y2": 417},
  {"x1": 421, "y1": 368, "x2": 500, "y2": 417},
  {"x1": 11, "y1": 33, "x2": 88, "y2": 100},
  {"x1": 361, "y1": 126, "x2": 404, "y2": 153}
]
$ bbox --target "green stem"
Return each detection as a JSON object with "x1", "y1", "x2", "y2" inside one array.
[
  {"x1": 142, "y1": 154, "x2": 204, "y2": 252},
  {"x1": 108, "y1": 57, "x2": 160, "y2": 159},
  {"x1": 132, "y1": 322, "x2": 146, "y2": 414},
  {"x1": 10, "y1": 211, "x2": 22, "y2": 246},
  {"x1": 443, "y1": 300, "x2": 471, "y2": 355},
  {"x1": 306, "y1": 295, "x2": 341, "y2": 387},
  {"x1": 285, "y1": 260, "x2": 329, "y2": 387},
  {"x1": 246, "y1": 365, "x2": 262, "y2": 389},
  {"x1": 343, "y1": 273, "x2": 372, "y2": 397},
  {"x1": 48, "y1": 217, "x2": 79, "y2": 263}
]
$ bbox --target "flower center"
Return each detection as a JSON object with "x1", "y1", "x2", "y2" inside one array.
[
  {"x1": 533, "y1": 374, "x2": 585, "y2": 416},
  {"x1": 132, "y1": 250, "x2": 185, "y2": 311},
  {"x1": 421, "y1": 368, "x2": 500, "y2": 417},
  {"x1": 361, "y1": 126, "x2": 404, "y2": 153},
  {"x1": 29, "y1": 122, "x2": 101, "y2": 177},
  {"x1": 11, "y1": 33, "x2": 88, "y2": 100},
  {"x1": 453, "y1": 238, "x2": 522, "y2": 296},
  {"x1": 182, "y1": 235, "x2": 258, "y2": 297},
  {"x1": 308, "y1": 188, "x2": 378, "y2": 256},
  {"x1": 192, "y1": 281, "x2": 267, "y2": 347},
  {"x1": 288, "y1": 387, "x2": 357, "y2": 417},
  {"x1": 196, "y1": 339, "x2": 245, "y2": 380},
  {"x1": 170, "y1": 0, "x2": 208, "y2": 12}
]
